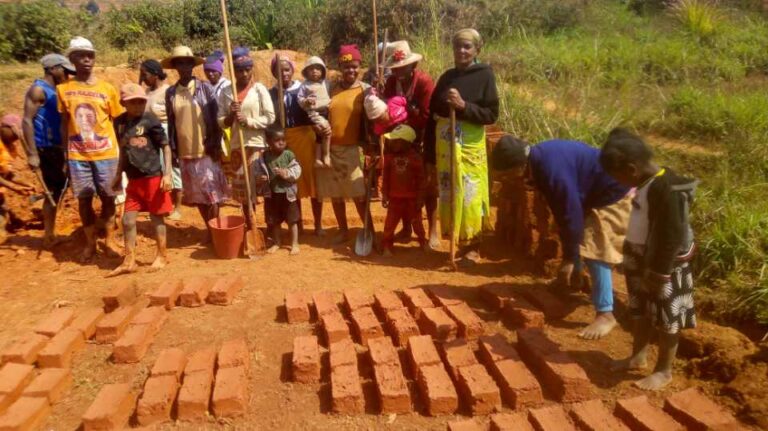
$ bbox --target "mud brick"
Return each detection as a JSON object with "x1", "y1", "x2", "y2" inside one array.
[
  {"x1": 321, "y1": 311, "x2": 350, "y2": 345},
  {"x1": 329, "y1": 339, "x2": 357, "y2": 370},
  {"x1": 407, "y1": 335, "x2": 441, "y2": 376},
  {"x1": 184, "y1": 348, "x2": 217, "y2": 375},
  {"x1": 331, "y1": 364, "x2": 364, "y2": 414},
  {"x1": 102, "y1": 282, "x2": 138, "y2": 313},
  {"x1": 150, "y1": 348, "x2": 187, "y2": 381},
  {"x1": 135, "y1": 375, "x2": 178, "y2": 426},
  {"x1": 503, "y1": 297, "x2": 545, "y2": 329},
  {"x1": 112, "y1": 325, "x2": 153, "y2": 364},
  {"x1": 374, "y1": 291, "x2": 405, "y2": 315},
  {"x1": 0, "y1": 363, "x2": 35, "y2": 403},
  {"x1": 313, "y1": 291, "x2": 338, "y2": 317},
  {"x1": 529, "y1": 405, "x2": 577, "y2": 431},
  {"x1": 440, "y1": 340, "x2": 478, "y2": 382},
  {"x1": 177, "y1": 278, "x2": 210, "y2": 307},
  {"x1": 95, "y1": 306, "x2": 139, "y2": 344},
  {"x1": 148, "y1": 280, "x2": 183, "y2": 310},
  {"x1": 570, "y1": 399, "x2": 629, "y2": 431},
  {"x1": 292, "y1": 336, "x2": 320, "y2": 383},
  {"x1": 385, "y1": 308, "x2": 420, "y2": 347},
  {"x1": 206, "y1": 276, "x2": 244, "y2": 305},
  {"x1": 522, "y1": 289, "x2": 568, "y2": 319},
  {"x1": 447, "y1": 419, "x2": 483, "y2": 431},
  {"x1": 218, "y1": 338, "x2": 250, "y2": 373},
  {"x1": 1, "y1": 334, "x2": 48, "y2": 365},
  {"x1": 373, "y1": 364, "x2": 411, "y2": 414},
  {"x1": 488, "y1": 358, "x2": 542, "y2": 409},
  {"x1": 426, "y1": 285, "x2": 465, "y2": 307},
  {"x1": 177, "y1": 368, "x2": 213, "y2": 421},
  {"x1": 516, "y1": 328, "x2": 561, "y2": 375},
  {"x1": 538, "y1": 351, "x2": 594, "y2": 402},
  {"x1": 344, "y1": 289, "x2": 374, "y2": 312},
  {"x1": 21, "y1": 368, "x2": 72, "y2": 404},
  {"x1": 130, "y1": 306, "x2": 168, "y2": 336},
  {"x1": 491, "y1": 412, "x2": 535, "y2": 431},
  {"x1": 456, "y1": 363, "x2": 501, "y2": 415},
  {"x1": 664, "y1": 388, "x2": 742, "y2": 431},
  {"x1": 350, "y1": 307, "x2": 385, "y2": 346},
  {"x1": 0, "y1": 396, "x2": 9, "y2": 416},
  {"x1": 37, "y1": 328, "x2": 84, "y2": 368},
  {"x1": 33, "y1": 307, "x2": 76, "y2": 338},
  {"x1": 0, "y1": 397, "x2": 50, "y2": 431},
  {"x1": 367, "y1": 337, "x2": 400, "y2": 366},
  {"x1": 418, "y1": 307, "x2": 458, "y2": 342},
  {"x1": 69, "y1": 307, "x2": 105, "y2": 340},
  {"x1": 212, "y1": 366, "x2": 248, "y2": 418},
  {"x1": 444, "y1": 302, "x2": 485, "y2": 339},
  {"x1": 478, "y1": 334, "x2": 520, "y2": 364},
  {"x1": 81, "y1": 383, "x2": 136, "y2": 431},
  {"x1": 284, "y1": 291, "x2": 310, "y2": 323},
  {"x1": 402, "y1": 288, "x2": 436, "y2": 317},
  {"x1": 416, "y1": 364, "x2": 458, "y2": 416},
  {"x1": 615, "y1": 396, "x2": 684, "y2": 431},
  {"x1": 479, "y1": 284, "x2": 515, "y2": 310}
]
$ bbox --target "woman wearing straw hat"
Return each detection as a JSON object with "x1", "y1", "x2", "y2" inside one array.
[
  {"x1": 383, "y1": 40, "x2": 438, "y2": 249},
  {"x1": 424, "y1": 29, "x2": 499, "y2": 266},
  {"x1": 163, "y1": 45, "x2": 229, "y2": 244}
]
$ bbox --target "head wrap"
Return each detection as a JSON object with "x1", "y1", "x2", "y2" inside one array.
[
  {"x1": 140, "y1": 59, "x2": 167, "y2": 80},
  {"x1": 203, "y1": 54, "x2": 223, "y2": 74},
  {"x1": 271, "y1": 55, "x2": 295, "y2": 78},
  {"x1": 364, "y1": 90, "x2": 388, "y2": 120},
  {"x1": 453, "y1": 28, "x2": 483, "y2": 50},
  {"x1": 338, "y1": 44, "x2": 362, "y2": 64},
  {"x1": 232, "y1": 46, "x2": 253, "y2": 69},
  {"x1": 491, "y1": 135, "x2": 530, "y2": 170}
]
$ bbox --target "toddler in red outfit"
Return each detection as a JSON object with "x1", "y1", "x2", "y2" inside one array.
[{"x1": 381, "y1": 124, "x2": 426, "y2": 256}]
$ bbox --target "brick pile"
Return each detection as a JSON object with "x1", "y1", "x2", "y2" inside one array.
[
  {"x1": 479, "y1": 284, "x2": 547, "y2": 330},
  {"x1": 149, "y1": 277, "x2": 244, "y2": 309}
]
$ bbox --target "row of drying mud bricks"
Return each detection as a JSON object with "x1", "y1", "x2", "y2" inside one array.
[
  {"x1": 81, "y1": 339, "x2": 250, "y2": 430},
  {"x1": 479, "y1": 283, "x2": 570, "y2": 330},
  {"x1": 447, "y1": 387, "x2": 748, "y2": 431}
]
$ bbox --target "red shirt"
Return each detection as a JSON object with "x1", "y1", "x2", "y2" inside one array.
[
  {"x1": 383, "y1": 149, "x2": 424, "y2": 199},
  {"x1": 384, "y1": 69, "x2": 435, "y2": 134}
]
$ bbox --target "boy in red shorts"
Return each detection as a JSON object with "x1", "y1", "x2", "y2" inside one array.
[{"x1": 109, "y1": 83, "x2": 172, "y2": 276}]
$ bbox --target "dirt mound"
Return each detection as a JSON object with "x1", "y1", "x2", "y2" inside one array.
[{"x1": 679, "y1": 321, "x2": 757, "y2": 382}]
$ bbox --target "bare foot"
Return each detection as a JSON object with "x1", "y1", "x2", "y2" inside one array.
[
  {"x1": 612, "y1": 355, "x2": 648, "y2": 372},
  {"x1": 323, "y1": 155, "x2": 332, "y2": 168},
  {"x1": 149, "y1": 255, "x2": 168, "y2": 271},
  {"x1": 634, "y1": 371, "x2": 672, "y2": 390},
  {"x1": 79, "y1": 246, "x2": 96, "y2": 263},
  {"x1": 428, "y1": 234, "x2": 441, "y2": 250},
  {"x1": 382, "y1": 248, "x2": 393, "y2": 257},
  {"x1": 314, "y1": 159, "x2": 324, "y2": 168},
  {"x1": 107, "y1": 260, "x2": 137, "y2": 277},
  {"x1": 579, "y1": 313, "x2": 618, "y2": 340},
  {"x1": 167, "y1": 210, "x2": 182, "y2": 221},
  {"x1": 267, "y1": 245, "x2": 280, "y2": 254},
  {"x1": 290, "y1": 245, "x2": 300, "y2": 255}
]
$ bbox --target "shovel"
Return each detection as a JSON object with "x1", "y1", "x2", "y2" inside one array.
[{"x1": 355, "y1": 157, "x2": 379, "y2": 257}]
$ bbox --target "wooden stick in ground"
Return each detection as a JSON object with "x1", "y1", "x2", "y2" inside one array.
[
  {"x1": 219, "y1": 0, "x2": 265, "y2": 256},
  {"x1": 275, "y1": 53, "x2": 286, "y2": 129},
  {"x1": 448, "y1": 107, "x2": 458, "y2": 270},
  {"x1": 373, "y1": 0, "x2": 379, "y2": 81}
]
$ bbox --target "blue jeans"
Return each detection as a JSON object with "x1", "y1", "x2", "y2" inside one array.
[{"x1": 579, "y1": 258, "x2": 614, "y2": 313}]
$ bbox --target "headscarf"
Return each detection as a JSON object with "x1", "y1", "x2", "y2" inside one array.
[
  {"x1": 271, "y1": 55, "x2": 295, "y2": 79},
  {"x1": 232, "y1": 46, "x2": 254, "y2": 69},
  {"x1": 452, "y1": 28, "x2": 483, "y2": 50},
  {"x1": 140, "y1": 59, "x2": 167, "y2": 80},
  {"x1": 204, "y1": 54, "x2": 224, "y2": 74},
  {"x1": 338, "y1": 44, "x2": 362, "y2": 64}
]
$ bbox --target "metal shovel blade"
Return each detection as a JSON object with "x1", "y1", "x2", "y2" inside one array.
[{"x1": 354, "y1": 229, "x2": 373, "y2": 257}]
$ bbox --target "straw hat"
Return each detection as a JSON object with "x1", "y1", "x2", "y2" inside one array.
[
  {"x1": 65, "y1": 37, "x2": 96, "y2": 57},
  {"x1": 161, "y1": 46, "x2": 204, "y2": 69},
  {"x1": 384, "y1": 40, "x2": 423, "y2": 69}
]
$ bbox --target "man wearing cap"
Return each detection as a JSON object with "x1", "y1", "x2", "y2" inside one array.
[
  {"x1": 163, "y1": 46, "x2": 228, "y2": 241},
  {"x1": 57, "y1": 37, "x2": 124, "y2": 261},
  {"x1": 382, "y1": 41, "x2": 438, "y2": 249},
  {"x1": 22, "y1": 53, "x2": 74, "y2": 248}
]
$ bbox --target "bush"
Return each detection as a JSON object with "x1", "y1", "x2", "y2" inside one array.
[{"x1": 0, "y1": 0, "x2": 74, "y2": 62}]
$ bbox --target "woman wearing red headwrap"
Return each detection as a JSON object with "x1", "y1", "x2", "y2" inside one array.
[{"x1": 316, "y1": 44, "x2": 375, "y2": 245}]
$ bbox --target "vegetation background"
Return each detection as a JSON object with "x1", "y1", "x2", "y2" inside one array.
[{"x1": 1, "y1": 0, "x2": 766, "y2": 327}]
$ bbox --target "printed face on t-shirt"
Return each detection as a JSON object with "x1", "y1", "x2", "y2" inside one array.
[{"x1": 75, "y1": 104, "x2": 97, "y2": 138}]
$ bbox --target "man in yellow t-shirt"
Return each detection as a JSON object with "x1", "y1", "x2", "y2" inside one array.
[{"x1": 57, "y1": 37, "x2": 124, "y2": 262}]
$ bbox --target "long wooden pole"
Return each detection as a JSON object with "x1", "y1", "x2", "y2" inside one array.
[
  {"x1": 275, "y1": 53, "x2": 286, "y2": 129},
  {"x1": 219, "y1": 0, "x2": 264, "y2": 256},
  {"x1": 372, "y1": 0, "x2": 379, "y2": 79},
  {"x1": 449, "y1": 107, "x2": 458, "y2": 270}
]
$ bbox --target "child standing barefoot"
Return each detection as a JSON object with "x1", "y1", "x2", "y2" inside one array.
[
  {"x1": 600, "y1": 128, "x2": 698, "y2": 390},
  {"x1": 109, "y1": 84, "x2": 173, "y2": 276},
  {"x1": 381, "y1": 124, "x2": 426, "y2": 256},
  {"x1": 255, "y1": 126, "x2": 301, "y2": 255},
  {"x1": 297, "y1": 57, "x2": 332, "y2": 168}
]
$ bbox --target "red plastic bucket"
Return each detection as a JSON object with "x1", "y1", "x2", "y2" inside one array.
[{"x1": 207, "y1": 215, "x2": 245, "y2": 259}]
